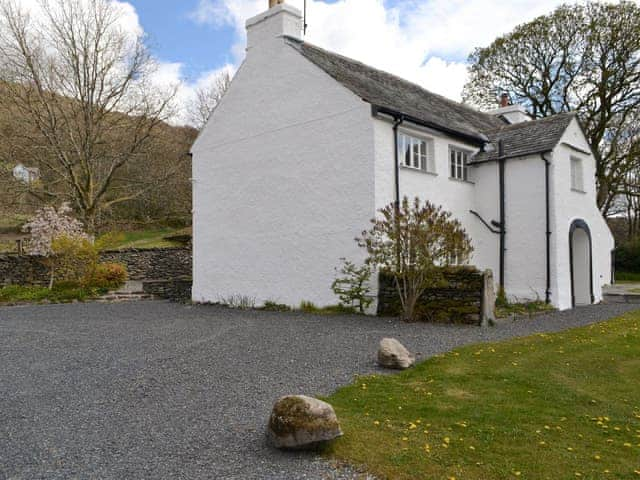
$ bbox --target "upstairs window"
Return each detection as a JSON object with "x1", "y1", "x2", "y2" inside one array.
[
  {"x1": 398, "y1": 132, "x2": 435, "y2": 173},
  {"x1": 571, "y1": 156, "x2": 584, "y2": 192},
  {"x1": 450, "y1": 147, "x2": 470, "y2": 181}
]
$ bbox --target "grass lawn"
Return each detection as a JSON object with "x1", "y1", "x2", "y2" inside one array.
[
  {"x1": 615, "y1": 272, "x2": 640, "y2": 282},
  {"x1": 0, "y1": 284, "x2": 106, "y2": 304},
  {"x1": 99, "y1": 228, "x2": 183, "y2": 250},
  {"x1": 324, "y1": 311, "x2": 640, "y2": 479}
]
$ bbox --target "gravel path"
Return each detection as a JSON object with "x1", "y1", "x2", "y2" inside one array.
[{"x1": 0, "y1": 301, "x2": 637, "y2": 480}]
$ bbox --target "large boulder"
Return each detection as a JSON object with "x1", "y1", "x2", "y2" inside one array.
[
  {"x1": 267, "y1": 395, "x2": 343, "y2": 450},
  {"x1": 377, "y1": 338, "x2": 415, "y2": 369}
]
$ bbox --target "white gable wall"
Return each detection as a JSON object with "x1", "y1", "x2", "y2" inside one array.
[
  {"x1": 550, "y1": 119, "x2": 613, "y2": 310},
  {"x1": 192, "y1": 33, "x2": 374, "y2": 306}
]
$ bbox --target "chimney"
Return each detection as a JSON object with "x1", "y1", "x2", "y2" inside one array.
[
  {"x1": 246, "y1": 1, "x2": 302, "y2": 52},
  {"x1": 500, "y1": 92, "x2": 511, "y2": 108}
]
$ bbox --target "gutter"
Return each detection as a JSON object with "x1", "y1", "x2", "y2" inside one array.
[
  {"x1": 542, "y1": 152, "x2": 552, "y2": 304},
  {"x1": 371, "y1": 105, "x2": 488, "y2": 146}
]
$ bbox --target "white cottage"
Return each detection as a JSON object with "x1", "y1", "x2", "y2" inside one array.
[{"x1": 191, "y1": 2, "x2": 614, "y2": 311}]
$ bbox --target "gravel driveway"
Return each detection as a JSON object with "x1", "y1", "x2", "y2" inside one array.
[{"x1": 1, "y1": 301, "x2": 637, "y2": 480}]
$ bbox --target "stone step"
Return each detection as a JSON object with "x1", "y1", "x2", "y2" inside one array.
[
  {"x1": 97, "y1": 292, "x2": 157, "y2": 302},
  {"x1": 603, "y1": 293, "x2": 640, "y2": 304}
]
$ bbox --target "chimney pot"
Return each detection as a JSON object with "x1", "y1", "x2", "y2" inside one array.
[{"x1": 500, "y1": 92, "x2": 511, "y2": 108}]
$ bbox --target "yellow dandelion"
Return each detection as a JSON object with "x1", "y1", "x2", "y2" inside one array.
[
  {"x1": 373, "y1": 420, "x2": 380, "y2": 426},
  {"x1": 594, "y1": 455, "x2": 601, "y2": 460},
  {"x1": 444, "y1": 437, "x2": 451, "y2": 444}
]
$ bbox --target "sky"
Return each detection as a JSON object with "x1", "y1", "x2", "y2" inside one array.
[{"x1": 22, "y1": 0, "x2": 639, "y2": 124}]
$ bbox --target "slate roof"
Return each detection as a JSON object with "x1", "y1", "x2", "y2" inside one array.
[
  {"x1": 287, "y1": 39, "x2": 578, "y2": 160},
  {"x1": 471, "y1": 113, "x2": 578, "y2": 163},
  {"x1": 289, "y1": 39, "x2": 504, "y2": 142}
]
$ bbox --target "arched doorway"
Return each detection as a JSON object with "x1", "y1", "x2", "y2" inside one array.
[{"x1": 569, "y1": 219, "x2": 594, "y2": 306}]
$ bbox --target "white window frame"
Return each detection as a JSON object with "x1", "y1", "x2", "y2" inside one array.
[
  {"x1": 449, "y1": 146, "x2": 470, "y2": 182},
  {"x1": 570, "y1": 156, "x2": 585, "y2": 192},
  {"x1": 398, "y1": 132, "x2": 436, "y2": 174}
]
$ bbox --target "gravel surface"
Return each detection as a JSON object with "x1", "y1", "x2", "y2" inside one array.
[{"x1": 0, "y1": 301, "x2": 637, "y2": 479}]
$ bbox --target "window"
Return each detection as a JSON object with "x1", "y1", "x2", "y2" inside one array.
[
  {"x1": 571, "y1": 156, "x2": 584, "y2": 192},
  {"x1": 450, "y1": 147, "x2": 470, "y2": 181},
  {"x1": 398, "y1": 132, "x2": 435, "y2": 173}
]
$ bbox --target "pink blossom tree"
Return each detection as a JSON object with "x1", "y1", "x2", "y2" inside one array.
[{"x1": 23, "y1": 203, "x2": 89, "y2": 256}]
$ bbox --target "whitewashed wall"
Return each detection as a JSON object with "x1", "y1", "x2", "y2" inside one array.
[
  {"x1": 550, "y1": 118, "x2": 613, "y2": 310},
  {"x1": 503, "y1": 154, "x2": 548, "y2": 301},
  {"x1": 372, "y1": 118, "x2": 500, "y2": 277},
  {"x1": 192, "y1": 7, "x2": 374, "y2": 307}
]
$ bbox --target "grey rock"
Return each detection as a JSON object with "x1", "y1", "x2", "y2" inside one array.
[
  {"x1": 378, "y1": 338, "x2": 415, "y2": 369},
  {"x1": 268, "y1": 395, "x2": 342, "y2": 449}
]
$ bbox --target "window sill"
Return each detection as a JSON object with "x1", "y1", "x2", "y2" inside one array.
[
  {"x1": 571, "y1": 188, "x2": 587, "y2": 194},
  {"x1": 449, "y1": 177, "x2": 475, "y2": 185},
  {"x1": 400, "y1": 165, "x2": 438, "y2": 176}
]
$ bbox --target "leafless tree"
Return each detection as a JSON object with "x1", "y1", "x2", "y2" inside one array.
[
  {"x1": 463, "y1": 2, "x2": 640, "y2": 218},
  {"x1": 0, "y1": 0, "x2": 179, "y2": 231},
  {"x1": 187, "y1": 70, "x2": 231, "y2": 130}
]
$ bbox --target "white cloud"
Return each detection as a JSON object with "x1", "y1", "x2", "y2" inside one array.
[
  {"x1": 189, "y1": 0, "x2": 639, "y2": 104},
  {"x1": 2, "y1": 0, "x2": 230, "y2": 125}
]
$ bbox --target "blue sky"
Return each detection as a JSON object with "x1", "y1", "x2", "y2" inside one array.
[
  {"x1": 120, "y1": 0, "x2": 631, "y2": 124},
  {"x1": 128, "y1": 0, "x2": 237, "y2": 83}
]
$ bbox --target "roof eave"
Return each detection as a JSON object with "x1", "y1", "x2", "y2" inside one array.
[{"x1": 371, "y1": 105, "x2": 489, "y2": 146}]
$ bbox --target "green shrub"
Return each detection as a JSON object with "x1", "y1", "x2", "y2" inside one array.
[
  {"x1": 219, "y1": 294, "x2": 255, "y2": 310},
  {"x1": 331, "y1": 258, "x2": 373, "y2": 314},
  {"x1": 47, "y1": 235, "x2": 99, "y2": 288},
  {"x1": 614, "y1": 240, "x2": 640, "y2": 275},
  {"x1": 298, "y1": 301, "x2": 356, "y2": 315},
  {"x1": 84, "y1": 262, "x2": 128, "y2": 290},
  {"x1": 262, "y1": 300, "x2": 292, "y2": 312},
  {"x1": 299, "y1": 301, "x2": 319, "y2": 313}
]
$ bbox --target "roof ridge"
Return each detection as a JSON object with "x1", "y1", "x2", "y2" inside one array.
[
  {"x1": 487, "y1": 111, "x2": 577, "y2": 133},
  {"x1": 287, "y1": 38, "x2": 500, "y2": 126}
]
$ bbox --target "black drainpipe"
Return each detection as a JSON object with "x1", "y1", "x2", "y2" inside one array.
[
  {"x1": 498, "y1": 140, "x2": 506, "y2": 292},
  {"x1": 392, "y1": 115, "x2": 404, "y2": 207},
  {"x1": 542, "y1": 152, "x2": 552, "y2": 304}
]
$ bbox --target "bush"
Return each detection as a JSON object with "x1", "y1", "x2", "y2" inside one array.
[
  {"x1": 615, "y1": 241, "x2": 640, "y2": 273},
  {"x1": 219, "y1": 294, "x2": 255, "y2": 309},
  {"x1": 48, "y1": 235, "x2": 99, "y2": 287},
  {"x1": 299, "y1": 300, "x2": 319, "y2": 313},
  {"x1": 262, "y1": 300, "x2": 292, "y2": 312},
  {"x1": 331, "y1": 258, "x2": 373, "y2": 314},
  {"x1": 84, "y1": 263, "x2": 128, "y2": 290}
]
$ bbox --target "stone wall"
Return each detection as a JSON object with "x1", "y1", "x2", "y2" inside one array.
[
  {"x1": 0, "y1": 247, "x2": 192, "y2": 287},
  {"x1": 142, "y1": 278, "x2": 192, "y2": 302},
  {"x1": 0, "y1": 254, "x2": 50, "y2": 287},
  {"x1": 100, "y1": 248, "x2": 192, "y2": 280},
  {"x1": 377, "y1": 267, "x2": 494, "y2": 325}
]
